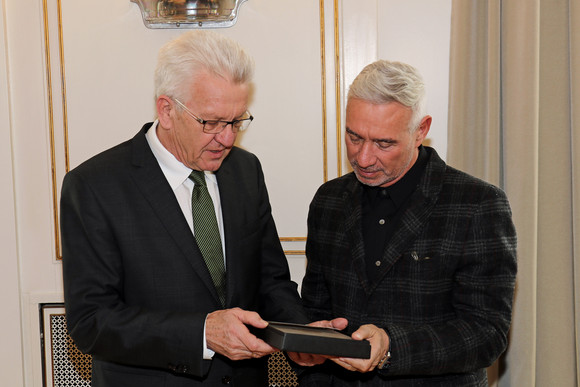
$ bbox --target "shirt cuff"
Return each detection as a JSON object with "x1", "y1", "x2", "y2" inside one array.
[{"x1": 203, "y1": 315, "x2": 215, "y2": 360}]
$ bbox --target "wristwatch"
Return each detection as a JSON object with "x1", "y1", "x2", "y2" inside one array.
[{"x1": 378, "y1": 350, "x2": 391, "y2": 370}]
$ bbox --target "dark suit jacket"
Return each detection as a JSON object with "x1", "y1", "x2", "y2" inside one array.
[
  {"x1": 300, "y1": 147, "x2": 517, "y2": 387},
  {"x1": 61, "y1": 123, "x2": 308, "y2": 386}
]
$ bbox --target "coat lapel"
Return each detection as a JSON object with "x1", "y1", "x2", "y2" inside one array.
[
  {"x1": 341, "y1": 178, "x2": 373, "y2": 294},
  {"x1": 128, "y1": 125, "x2": 221, "y2": 304},
  {"x1": 214, "y1": 161, "x2": 238, "y2": 307},
  {"x1": 371, "y1": 148, "x2": 444, "y2": 292},
  {"x1": 379, "y1": 190, "x2": 433, "y2": 271}
]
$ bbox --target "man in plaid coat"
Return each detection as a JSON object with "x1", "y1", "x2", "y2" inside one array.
[{"x1": 299, "y1": 60, "x2": 517, "y2": 386}]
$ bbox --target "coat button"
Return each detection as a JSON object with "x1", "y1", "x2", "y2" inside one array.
[{"x1": 222, "y1": 375, "x2": 232, "y2": 384}]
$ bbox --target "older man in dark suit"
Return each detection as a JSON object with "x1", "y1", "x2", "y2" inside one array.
[
  {"x1": 299, "y1": 60, "x2": 517, "y2": 386},
  {"x1": 61, "y1": 31, "x2": 318, "y2": 387}
]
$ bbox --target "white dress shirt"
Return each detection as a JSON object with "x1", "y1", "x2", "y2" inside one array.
[{"x1": 145, "y1": 120, "x2": 222, "y2": 359}]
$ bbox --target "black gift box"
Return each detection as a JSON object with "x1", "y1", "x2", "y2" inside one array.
[{"x1": 253, "y1": 322, "x2": 370, "y2": 359}]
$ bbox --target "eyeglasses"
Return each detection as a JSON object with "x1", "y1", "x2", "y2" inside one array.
[{"x1": 173, "y1": 98, "x2": 253, "y2": 134}]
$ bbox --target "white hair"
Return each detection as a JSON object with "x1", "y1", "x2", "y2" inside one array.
[
  {"x1": 154, "y1": 30, "x2": 254, "y2": 101},
  {"x1": 347, "y1": 60, "x2": 427, "y2": 131}
]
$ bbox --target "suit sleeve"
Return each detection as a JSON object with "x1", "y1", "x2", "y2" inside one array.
[{"x1": 61, "y1": 169, "x2": 210, "y2": 377}]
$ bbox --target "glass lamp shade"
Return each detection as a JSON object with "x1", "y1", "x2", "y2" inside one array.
[{"x1": 131, "y1": 0, "x2": 247, "y2": 29}]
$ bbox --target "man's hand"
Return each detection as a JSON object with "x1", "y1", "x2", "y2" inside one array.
[
  {"x1": 205, "y1": 308, "x2": 276, "y2": 360},
  {"x1": 331, "y1": 324, "x2": 389, "y2": 373},
  {"x1": 287, "y1": 317, "x2": 349, "y2": 366},
  {"x1": 309, "y1": 317, "x2": 348, "y2": 330}
]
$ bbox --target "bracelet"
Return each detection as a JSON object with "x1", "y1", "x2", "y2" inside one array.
[{"x1": 378, "y1": 350, "x2": 391, "y2": 370}]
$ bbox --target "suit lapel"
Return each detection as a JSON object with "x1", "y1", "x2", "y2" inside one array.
[
  {"x1": 214, "y1": 156, "x2": 241, "y2": 307},
  {"x1": 378, "y1": 190, "x2": 433, "y2": 271},
  {"x1": 128, "y1": 125, "x2": 221, "y2": 304}
]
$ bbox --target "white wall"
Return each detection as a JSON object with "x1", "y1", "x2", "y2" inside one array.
[
  {"x1": 0, "y1": 0, "x2": 25, "y2": 384},
  {"x1": 377, "y1": 0, "x2": 451, "y2": 160},
  {"x1": 0, "y1": 1, "x2": 451, "y2": 385}
]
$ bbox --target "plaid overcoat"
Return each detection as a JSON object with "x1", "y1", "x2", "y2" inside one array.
[{"x1": 300, "y1": 147, "x2": 517, "y2": 386}]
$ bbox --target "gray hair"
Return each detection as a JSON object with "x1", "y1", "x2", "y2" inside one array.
[
  {"x1": 154, "y1": 30, "x2": 254, "y2": 101},
  {"x1": 347, "y1": 60, "x2": 426, "y2": 131}
]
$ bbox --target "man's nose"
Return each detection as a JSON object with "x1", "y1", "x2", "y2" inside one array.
[
  {"x1": 356, "y1": 142, "x2": 375, "y2": 167},
  {"x1": 215, "y1": 124, "x2": 237, "y2": 147}
]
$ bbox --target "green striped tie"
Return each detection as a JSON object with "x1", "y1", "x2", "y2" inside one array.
[{"x1": 189, "y1": 170, "x2": 226, "y2": 306}]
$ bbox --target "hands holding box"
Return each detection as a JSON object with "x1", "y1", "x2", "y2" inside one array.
[{"x1": 252, "y1": 318, "x2": 390, "y2": 373}]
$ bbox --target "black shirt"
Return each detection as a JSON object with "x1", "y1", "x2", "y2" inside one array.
[{"x1": 361, "y1": 146, "x2": 428, "y2": 282}]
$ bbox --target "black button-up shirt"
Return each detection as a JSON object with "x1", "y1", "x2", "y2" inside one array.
[{"x1": 361, "y1": 146, "x2": 428, "y2": 282}]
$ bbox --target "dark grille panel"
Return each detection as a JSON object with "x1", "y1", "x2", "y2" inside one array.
[{"x1": 42, "y1": 305, "x2": 298, "y2": 386}]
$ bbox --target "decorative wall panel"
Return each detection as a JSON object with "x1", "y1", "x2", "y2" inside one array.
[
  {"x1": 41, "y1": 304, "x2": 91, "y2": 387},
  {"x1": 40, "y1": 304, "x2": 298, "y2": 386}
]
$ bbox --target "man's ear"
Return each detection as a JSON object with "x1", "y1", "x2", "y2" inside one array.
[
  {"x1": 415, "y1": 115, "x2": 432, "y2": 146},
  {"x1": 156, "y1": 95, "x2": 173, "y2": 129}
]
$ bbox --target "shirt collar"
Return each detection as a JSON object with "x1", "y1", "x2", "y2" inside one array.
[
  {"x1": 387, "y1": 145, "x2": 428, "y2": 207},
  {"x1": 145, "y1": 120, "x2": 217, "y2": 189}
]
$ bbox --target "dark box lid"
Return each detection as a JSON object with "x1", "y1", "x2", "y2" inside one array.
[{"x1": 253, "y1": 322, "x2": 370, "y2": 359}]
